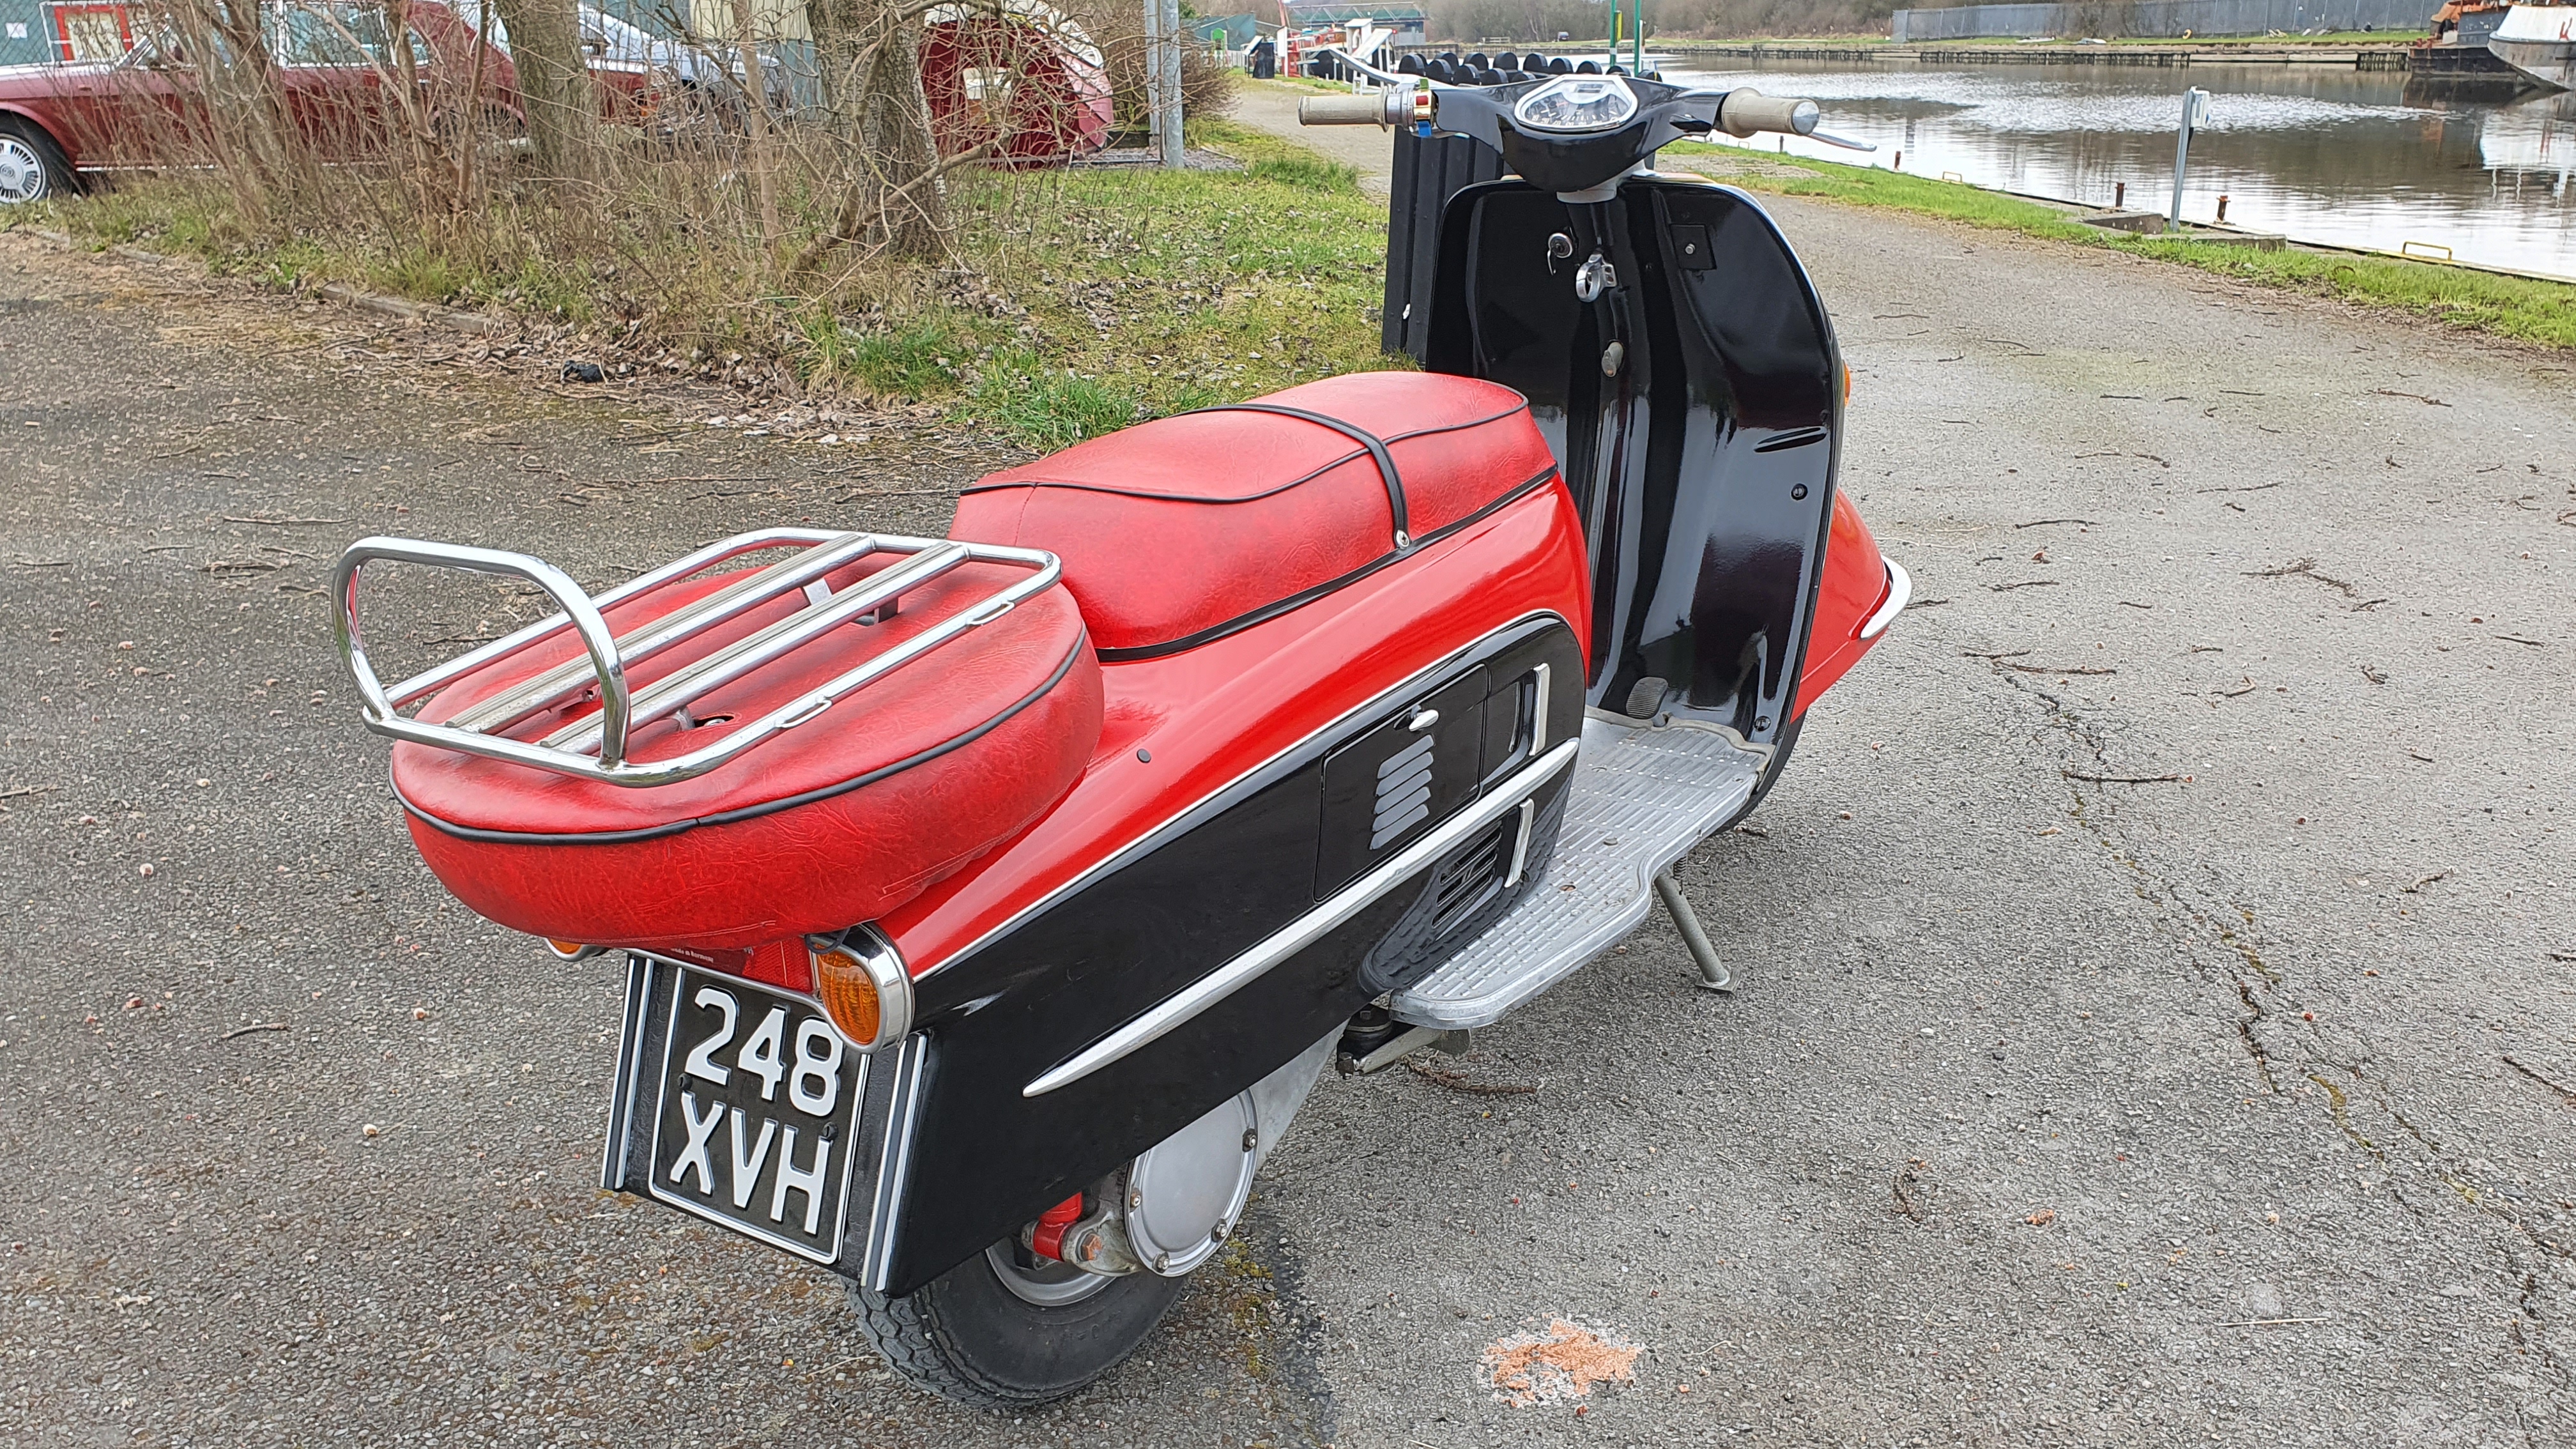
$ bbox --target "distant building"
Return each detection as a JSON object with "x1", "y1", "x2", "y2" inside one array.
[{"x1": 1279, "y1": 1, "x2": 1426, "y2": 45}]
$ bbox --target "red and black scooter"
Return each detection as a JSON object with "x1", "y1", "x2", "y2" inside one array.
[{"x1": 330, "y1": 68, "x2": 1906, "y2": 1407}]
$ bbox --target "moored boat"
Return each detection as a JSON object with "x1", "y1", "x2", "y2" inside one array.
[
  {"x1": 2414, "y1": 0, "x2": 2521, "y2": 75},
  {"x1": 2491, "y1": 2, "x2": 2576, "y2": 89}
]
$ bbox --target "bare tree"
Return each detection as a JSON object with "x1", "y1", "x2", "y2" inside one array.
[
  {"x1": 155, "y1": 0, "x2": 297, "y2": 209},
  {"x1": 489, "y1": 0, "x2": 598, "y2": 181},
  {"x1": 809, "y1": 0, "x2": 951, "y2": 261}
]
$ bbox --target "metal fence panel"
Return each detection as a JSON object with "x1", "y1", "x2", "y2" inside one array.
[{"x1": 1892, "y1": 0, "x2": 2425, "y2": 40}]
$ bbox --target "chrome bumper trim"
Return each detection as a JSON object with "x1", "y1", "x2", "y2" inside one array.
[{"x1": 1859, "y1": 558, "x2": 1910, "y2": 641}]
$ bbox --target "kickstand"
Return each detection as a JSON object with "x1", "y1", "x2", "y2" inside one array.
[{"x1": 1652, "y1": 867, "x2": 1731, "y2": 993}]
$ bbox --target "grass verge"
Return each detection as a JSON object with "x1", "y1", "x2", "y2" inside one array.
[
  {"x1": 1667, "y1": 143, "x2": 2576, "y2": 350},
  {"x1": 4, "y1": 116, "x2": 1397, "y2": 451},
  {"x1": 930, "y1": 116, "x2": 1395, "y2": 445}
]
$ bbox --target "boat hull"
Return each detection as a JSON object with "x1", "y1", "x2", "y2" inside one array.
[
  {"x1": 2494, "y1": 37, "x2": 2576, "y2": 86},
  {"x1": 2492, "y1": 5, "x2": 2576, "y2": 89}
]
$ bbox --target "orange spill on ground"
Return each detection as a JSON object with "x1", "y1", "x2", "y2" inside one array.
[{"x1": 1478, "y1": 1319, "x2": 1641, "y2": 1407}]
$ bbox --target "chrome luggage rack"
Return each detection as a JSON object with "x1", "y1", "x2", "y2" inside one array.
[{"x1": 332, "y1": 528, "x2": 1062, "y2": 788}]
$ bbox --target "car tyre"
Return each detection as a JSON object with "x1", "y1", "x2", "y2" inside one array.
[
  {"x1": 845, "y1": 1237, "x2": 1189, "y2": 1409},
  {"x1": 0, "y1": 120, "x2": 73, "y2": 206}
]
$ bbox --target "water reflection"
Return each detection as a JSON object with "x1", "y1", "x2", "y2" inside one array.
[{"x1": 1653, "y1": 57, "x2": 2576, "y2": 279}]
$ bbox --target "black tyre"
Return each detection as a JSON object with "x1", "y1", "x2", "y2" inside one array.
[
  {"x1": 0, "y1": 120, "x2": 73, "y2": 206},
  {"x1": 845, "y1": 1239, "x2": 1189, "y2": 1408}
]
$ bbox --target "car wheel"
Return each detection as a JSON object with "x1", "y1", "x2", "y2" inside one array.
[
  {"x1": 0, "y1": 121, "x2": 72, "y2": 206},
  {"x1": 844, "y1": 1236, "x2": 1189, "y2": 1409}
]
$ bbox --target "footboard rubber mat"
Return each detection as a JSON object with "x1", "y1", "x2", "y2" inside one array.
[{"x1": 1388, "y1": 712, "x2": 1763, "y2": 1029}]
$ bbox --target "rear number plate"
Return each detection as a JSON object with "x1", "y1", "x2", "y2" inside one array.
[{"x1": 639, "y1": 967, "x2": 864, "y2": 1263}]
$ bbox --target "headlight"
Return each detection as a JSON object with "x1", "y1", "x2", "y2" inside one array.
[{"x1": 1512, "y1": 75, "x2": 1638, "y2": 134}]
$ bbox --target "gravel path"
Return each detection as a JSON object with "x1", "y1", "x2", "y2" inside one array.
[
  {"x1": 3, "y1": 171, "x2": 2571, "y2": 1449},
  {"x1": 1234, "y1": 79, "x2": 1398, "y2": 195}
]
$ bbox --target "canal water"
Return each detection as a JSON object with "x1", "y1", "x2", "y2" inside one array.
[{"x1": 1650, "y1": 56, "x2": 2576, "y2": 280}]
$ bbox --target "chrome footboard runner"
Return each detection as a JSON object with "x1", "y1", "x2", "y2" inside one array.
[
  {"x1": 332, "y1": 529, "x2": 1060, "y2": 788},
  {"x1": 1389, "y1": 712, "x2": 1765, "y2": 1029}
]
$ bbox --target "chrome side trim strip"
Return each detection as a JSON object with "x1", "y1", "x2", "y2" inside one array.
[
  {"x1": 1505, "y1": 797, "x2": 1537, "y2": 888},
  {"x1": 1022, "y1": 738, "x2": 1581, "y2": 1098},
  {"x1": 1859, "y1": 559, "x2": 1910, "y2": 641},
  {"x1": 861, "y1": 1034, "x2": 931, "y2": 1293},
  {"x1": 600, "y1": 953, "x2": 654, "y2": 1193}
]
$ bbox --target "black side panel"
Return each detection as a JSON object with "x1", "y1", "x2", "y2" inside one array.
[
  {"x1": 1423, "y1": 177, "x2": 1843, "y2": 748},
  {"x1": 876, "y1": 618, "x2": 1584, "y2": 1294},
  {"x1": 1315, "y1": 666, "x2": 1487, "y2": 896}
]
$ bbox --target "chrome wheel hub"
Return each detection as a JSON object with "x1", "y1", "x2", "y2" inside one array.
[
  {"x1": 984, "y1": 1241, "x2": 1112, "y2": 1307},
  {"x1": 0, "y1": 138, "x2": 40, "y2": 204}
]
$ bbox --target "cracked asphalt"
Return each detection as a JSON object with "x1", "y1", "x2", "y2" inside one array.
[{"x1": 3, "y1": 177, "x2": 2573, "y2": 1449}]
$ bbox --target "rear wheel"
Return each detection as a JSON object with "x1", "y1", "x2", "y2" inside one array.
[
  {"x1": 845, "y1": 1238, "x2": 1189, "y2": 1408},
  {"x1": 0, "y1": 121, "x2": 72, "y2": 206}
]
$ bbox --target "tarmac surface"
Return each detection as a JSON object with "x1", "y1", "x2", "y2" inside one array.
[{"x1": 4, "y1": 162, "x2": 2573, "y2": 1449}]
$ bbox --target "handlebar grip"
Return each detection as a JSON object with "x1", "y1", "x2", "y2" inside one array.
[
  {"x1": 1717, "y1": 89, "x2": 1821, "y2": 139},
  {"x1": 1299, "y1": 93, "x2": 1405, "y2": 126}
]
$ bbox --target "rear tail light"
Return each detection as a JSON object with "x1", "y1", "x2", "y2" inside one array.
[{"x1": 811, "y1": 928, "x2": 912, "y2": 1052}]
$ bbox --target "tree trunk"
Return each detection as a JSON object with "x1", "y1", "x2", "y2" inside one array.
[
  {"x1": 809, "y1": 0, "x2": 951, "y2": 259},
  {"x1": 729, "y1": 0, "x2": 779, "y2": 245},
  {"x1": 487, "y1": 0, "x2": 596, "y2": 183},
  {"x1": 167, "y1": 0, "x2": 295, "y2": 208}
]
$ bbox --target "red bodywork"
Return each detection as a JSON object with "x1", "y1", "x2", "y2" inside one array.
[
  {"x1": 890, "y1": 473, "x2": 1591, "y2": 980},
  {"x1": 888, "y1": 480, "x2": 1894, "y2": 983},
  {"x1": 919, "y1": 1, "x2": 1111, "y2": 165},
  {"x1": 0, "y1": 3, "x2": 655, "y2": 180},
  {"x1": 1791, "y1": 492, "x2": 1894, "y2": 717},
  {"x1": 392, "y1": 560, "x2": 1105, "y2": 952},
  {"x1": 372, "y1": 373, "x2": 1892, "y2": 991}
]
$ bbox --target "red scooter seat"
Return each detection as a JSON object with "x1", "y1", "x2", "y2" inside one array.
[
  {"x1": 951, "y1": 373, "x2": 1559, "y2": 658},
  {"x1": 391, "y1": 555, "x2": 1101, "y2": 951}
]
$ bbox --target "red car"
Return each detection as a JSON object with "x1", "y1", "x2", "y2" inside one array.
[
  {"x1": 920, "y1": 0, "x2": 1112, "y2": 166},
  {"x1": 0, "y1": 1, "x2": 653, "y2": 204}
]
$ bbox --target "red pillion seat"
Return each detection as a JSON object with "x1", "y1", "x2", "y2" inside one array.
[
  {"x1": 950, "y1": 374, "x2": 1560, "y2": 658},
  {"x1": 391, "y1": 555, "x2": 1102, "y2": 951}
]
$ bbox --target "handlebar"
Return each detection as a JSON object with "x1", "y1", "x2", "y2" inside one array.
[
  {"x1": 1717, "y1": 91, "x2": 1821, "y2": 140},
  {"x1": 1289, "y1": 71, "x2": 1872, "y2": 193},
  {"x1": 1299, "y1": 92, "x2": 1409, "y2": 126}
]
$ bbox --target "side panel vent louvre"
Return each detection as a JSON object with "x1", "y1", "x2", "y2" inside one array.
[{"x1": 1431, "y1": 820, "x2": 1510, "y2": 936}]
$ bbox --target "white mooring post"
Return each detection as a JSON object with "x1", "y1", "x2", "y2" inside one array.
[{"x1": 2169, "y1": 87, "x2": 2211, "y2": 230}]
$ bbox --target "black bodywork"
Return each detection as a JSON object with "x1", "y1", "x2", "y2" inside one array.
[
  {"x1": 859, "y1": 617, "x2": 1583, "y2": 1294},
  {"x1": 1425, "y1": 176, "x2": 1843, "y2": 753}
]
